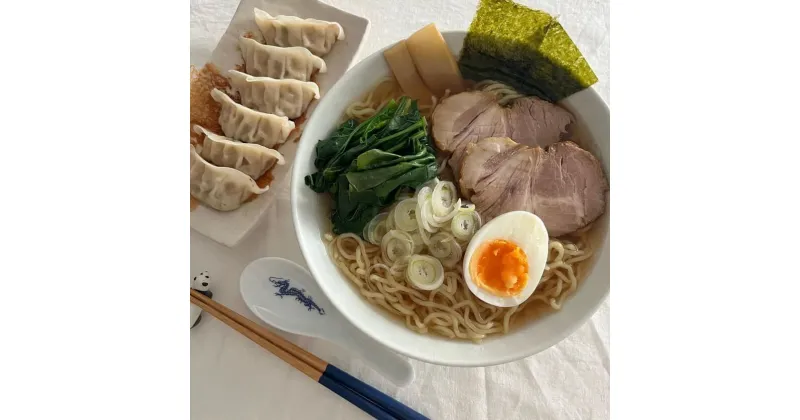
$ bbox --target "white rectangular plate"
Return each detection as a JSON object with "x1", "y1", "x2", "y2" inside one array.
[{"x1": 191, "y1": 0, "x2": 369, "y2": 247}]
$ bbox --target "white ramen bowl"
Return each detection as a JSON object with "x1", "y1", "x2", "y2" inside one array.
[{"x1": 291, "y1": 31, "x2": 609, "y2": 367}]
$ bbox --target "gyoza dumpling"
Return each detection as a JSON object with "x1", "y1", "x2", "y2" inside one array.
[
  {"x1": 190, "y1": 145, "x2": 268, "y2": 212},
  {"x1": 210, "y1": 88, "x2": 294, "y2": 148},
  {"x1": 254, "y1": 8, "x2": 344, "y2": 57},
  {"x1": 228, "y1": 69, "x2": 319, "y2": 119},
  {"x1": 194, "y1": 125, "x2": 285, "y2": 180},
  {"x1": 239, "y1": 36, "x2": 326, "y2": 81}
]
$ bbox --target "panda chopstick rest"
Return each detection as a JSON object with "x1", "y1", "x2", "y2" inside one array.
[{"x1": 191, "y1": 271, "x2": 213, "y2": 329}]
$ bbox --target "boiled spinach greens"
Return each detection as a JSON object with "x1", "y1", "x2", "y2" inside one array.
[{"x1": 305, "y1": 96, "x2": 437, "y2": 235}]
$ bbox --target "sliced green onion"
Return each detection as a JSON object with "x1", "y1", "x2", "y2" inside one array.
[
  {"x1": 374, "y1": 179, "x2": 482, "y2": 272},
  {"x1": 431, "y1": 199, "x2": 462, "y2": 224},
  {"x1": 385, "y1": 208, "x2": 396, "y2": 231},
  {"x1": 428, "y1": 232, "x2": 456, "y2": 258},
  {"x1": 415, "y1": 186, "x2": 432, "y2": 202},
  {"x1": 427, "y1": 232, "x2": 462, "y2": 268},
  {"x1": 442, "y1": 240, "x2": 462, "y2": 268},
  {"x1": 363, "y1": 212, "x2": 389, "y2": 245},
  {"x1": 392, "y1": 198, "x2": 418, "y2": 232},
  {"x1": 409, "y1": 231, "x2": 425, "y2": 254},
  {"x1": 414, "y1": 193, "x2": 431, "y2": 232},
  {"x1": 381, "y1": 229, "x2": 414, "y2": 264},
  {"x1": 374, "y1": 221, "x2": 388, "y2": 244},
  {"x1": 472, "y1": 210, "x2": 483, "y2": 230},
  {"x1": 390, "y1": 255, "x2": 410, "y2": 271},
  {"x1": 431, "y1": 181, "x2": 458, "y2": 217},
  {"x1": 406, "y1": 255, "x2": 445, "y2": 290},
  {"x1": 415, "y1": 202, "x2": 432, "y2": 246},
  {"x1": 418, "y1": 197, "x2": 440, "y2": 232},
  {"x1": 451, "y1": 210, "x2": 480, "y2": 242}
]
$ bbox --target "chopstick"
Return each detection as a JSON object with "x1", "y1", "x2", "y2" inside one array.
[
  {"x1": 190, "y1": 289, "x2": 428, "y2": 420},
  {"x1": 189, "y1": 291, "x2": 394, "y2": 419}
]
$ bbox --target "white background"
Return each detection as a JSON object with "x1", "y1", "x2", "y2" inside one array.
[
  {"x1": 190, "y1": 1, "x2": 609, "y2": 419},
  {"x1": 1, "y1": 0, "x2": 798, "y2": 419}
]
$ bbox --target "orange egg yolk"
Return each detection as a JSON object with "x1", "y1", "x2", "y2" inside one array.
[{"x1": 470, "y1": 239, "x2": 529, "y2": 296}]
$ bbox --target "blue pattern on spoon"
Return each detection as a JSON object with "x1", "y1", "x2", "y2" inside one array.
[{"x1": 269, "y1": 276, "x2": 326, "y2": 315}]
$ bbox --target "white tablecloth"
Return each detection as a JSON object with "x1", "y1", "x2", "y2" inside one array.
[{"x1": 190, "y1": 1, "x2": 609, "y2": 418}]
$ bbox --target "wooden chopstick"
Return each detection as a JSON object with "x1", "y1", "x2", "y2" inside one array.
[
  {"x1": 190, "y1": 290, "x2": 323, "y2": 380},
  {"x1": 190, "y1": 289, "x2": 428, "y2": 420}
]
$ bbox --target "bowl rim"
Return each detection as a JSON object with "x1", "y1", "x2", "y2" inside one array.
[{"x1": 291, "y1": 30, "x2": 609, "y2": 367}]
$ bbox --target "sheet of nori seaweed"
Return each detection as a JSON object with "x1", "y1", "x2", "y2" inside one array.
[{"x1": 459, "y1": 0, "x2": 598, "y2": 102}]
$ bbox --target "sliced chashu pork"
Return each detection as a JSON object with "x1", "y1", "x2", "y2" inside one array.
[
  {"x1": 459, "y1": 137, "x2": 608, "y2": 237},
  {"x1": 432, "y1": 91, "x2": 574, "y2": 177}
]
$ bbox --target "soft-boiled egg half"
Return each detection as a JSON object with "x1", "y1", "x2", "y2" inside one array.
[{"x1": 462, "y1": 211, "x2": 549, "y2": 307}]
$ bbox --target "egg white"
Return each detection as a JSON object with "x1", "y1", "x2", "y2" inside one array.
[{"x1": 462, "y1": 211, "x2": 549, "y2": 307}]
